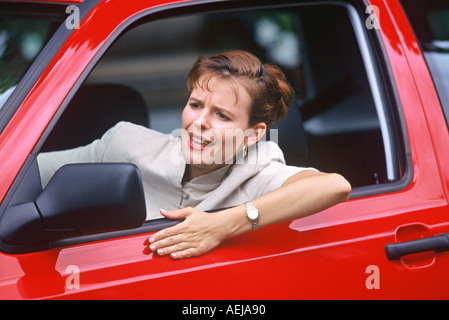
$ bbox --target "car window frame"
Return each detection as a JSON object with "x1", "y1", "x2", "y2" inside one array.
[
  {"x1": 26, "y1": 0, "x2": 413, "y2": 251},
  {"x1": 342, "y1": 0, "x2": 412, "y2": 199}
]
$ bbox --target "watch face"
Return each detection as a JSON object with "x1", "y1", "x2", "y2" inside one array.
[{"x1": 247, "y1": 207, "x2": 258, "y2": 219}]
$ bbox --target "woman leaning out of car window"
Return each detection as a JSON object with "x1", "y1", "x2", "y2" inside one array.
[{"x1": 37, "y1": 50, "x2": 351, "y2": 259}]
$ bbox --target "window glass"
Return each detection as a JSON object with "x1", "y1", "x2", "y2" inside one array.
[
  {"x1": 400, "y1": 0, "x2": 449, "y2": 127},
  {"x1": 43, "y1": 4, "x2": 399, "y2": 189},
  {"x1": 0, "y1": 6, "x2": 64, "y2": 110}
]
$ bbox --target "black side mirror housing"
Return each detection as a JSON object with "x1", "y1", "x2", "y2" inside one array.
[{"x1": 0, "y1": 163, "x2": 146, "y2": 247}]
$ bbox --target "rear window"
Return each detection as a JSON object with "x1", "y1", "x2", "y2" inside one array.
[
  {"x1": 0, "y1": 4, "x2": 65, "y2": 110},
  {"x1": 400, "y1": 0, "x2": 449, "y2": 126}
]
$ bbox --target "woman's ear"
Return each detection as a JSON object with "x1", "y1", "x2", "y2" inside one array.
[{"x1": 246, "y1": 122, "x2": 267, "y2": 147}]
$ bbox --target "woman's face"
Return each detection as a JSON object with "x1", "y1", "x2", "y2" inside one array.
[{"x1": 181, "y1": 76, "x2": 264, "y2": 177}]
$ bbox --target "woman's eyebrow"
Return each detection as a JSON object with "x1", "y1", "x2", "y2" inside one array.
[
  {"x1": 190, "y1": 97, "x2": 234, "y2": 116},
  {"x1": 189, "y1": 97, "x2": 203, "y2": 104}
]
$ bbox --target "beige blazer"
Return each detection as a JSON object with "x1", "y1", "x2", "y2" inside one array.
[{"x1": 38, "y1": 122, "x2": 315, "y2": 220}]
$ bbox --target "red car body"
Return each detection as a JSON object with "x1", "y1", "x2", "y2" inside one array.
[{"x1": 0, "y1": 0, "x2": 448, "y2": 299}]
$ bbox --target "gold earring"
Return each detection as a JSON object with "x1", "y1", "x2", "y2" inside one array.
[{"x1": 242, "y1": 145, "x2": 248, "y2": 158}]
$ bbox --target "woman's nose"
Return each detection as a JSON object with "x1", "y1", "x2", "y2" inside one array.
[{"x1": 194, "y1": 109, "x2": 211, "y2": 129}]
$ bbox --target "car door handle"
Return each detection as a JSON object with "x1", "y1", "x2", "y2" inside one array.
[{"x1": 385, "y1": 233, "x2": 449, "y2": 260}]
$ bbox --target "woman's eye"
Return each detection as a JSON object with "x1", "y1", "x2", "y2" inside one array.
[
  {"x1": 190, "y1": 103, "x2": 202, "y2": 109},
  {"x1": 217, "y1": 112, "x2": 230, "y2": 121}
]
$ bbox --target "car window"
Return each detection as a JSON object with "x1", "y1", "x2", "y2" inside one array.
[
  {"x1": 0, "y1": 4, "x2": 64, "y2": 111},
  {"x1": 400, "y1": 0, "x2": 449, "y2": 128},
  {"x1": 41, "y1": 2, "x2": 405, "y2": 197}
]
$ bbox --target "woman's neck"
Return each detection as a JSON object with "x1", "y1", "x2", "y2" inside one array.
[{"x1": 182, "y1": 163, "x2": 228, "y2": 183}]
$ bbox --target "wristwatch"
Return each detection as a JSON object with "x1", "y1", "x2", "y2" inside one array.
[{"x1": 244, "y1": 202, "x2": 260, "y2": 231}]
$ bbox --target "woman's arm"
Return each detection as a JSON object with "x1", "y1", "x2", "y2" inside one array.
[{"x1": 147, "y1": 170, "x2": 351, "y2": 259}]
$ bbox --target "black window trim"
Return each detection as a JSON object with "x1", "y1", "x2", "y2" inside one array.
[{"x1": 347, "y1": 0, "x2": 412, "y2": 199}]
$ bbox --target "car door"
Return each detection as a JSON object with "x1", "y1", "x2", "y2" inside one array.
[{"x1": 1, "y1": 0, "x2": 449, "y2": 301}]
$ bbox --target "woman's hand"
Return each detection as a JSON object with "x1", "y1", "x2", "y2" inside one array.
[
  {"x1": 146, "y1": 207, "x2": 231, "y2": 259},
  {"x1": 144, "y1": 171, "x2": 351, "y2": 260}
]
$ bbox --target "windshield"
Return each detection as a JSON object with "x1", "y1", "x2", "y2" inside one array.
[
  {"x1": 0, "y1": 4, "x2": 65, "y2": 110},
  {"x1": 400, "y1": 0, "x2": 449, "y2": 126}
]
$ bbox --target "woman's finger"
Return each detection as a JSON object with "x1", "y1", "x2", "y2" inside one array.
[
  {"x1": 149, "y1": 225, "x2": 179, "y2": 243},
  {"x1": 171, "y1": 248, "x2": 197, "y2": 260},
  {"x1": 160, "y1": 207, "x2": 194, "y2": 220},
  {"x1": 149, "y1": 233, "x2": 186, "y2": 253},
  {"x1": 156, "y1": 241, "x2": 191, "y2": 257},
  {"x1": 148, "y1": 207, "x2": 197, "y2": 243}
]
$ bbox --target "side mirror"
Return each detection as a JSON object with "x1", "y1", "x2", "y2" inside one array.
[{"x1": 0, "y1": 163, "x2": 146, "y2": 246}]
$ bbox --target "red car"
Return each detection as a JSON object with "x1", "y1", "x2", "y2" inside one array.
[{"x1": 0, "y1": 0, "x2": 448, "y2": 300}]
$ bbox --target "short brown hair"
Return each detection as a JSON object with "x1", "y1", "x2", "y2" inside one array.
[{"x1": 187, "y1": 50, "x2": 293, "y2": 127}]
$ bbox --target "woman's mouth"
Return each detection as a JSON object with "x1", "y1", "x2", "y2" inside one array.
[{"x1": 189, "y1": 134, "x2": 214, "y2": 151}]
